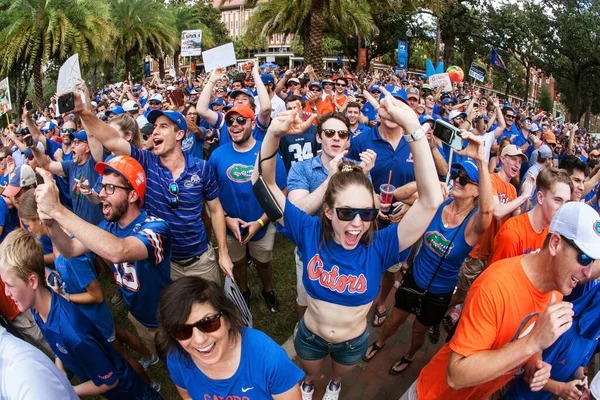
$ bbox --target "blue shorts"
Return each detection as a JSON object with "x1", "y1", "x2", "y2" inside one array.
[{"x1": 293, "y1": 318, "x2": 369, "y2": 366}]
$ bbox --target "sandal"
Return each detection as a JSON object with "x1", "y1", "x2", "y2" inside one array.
[
  {"x1": 371, "y1": 307, "x2": 388, "y2": 327},
  {"x1": 362, "y1": 342, "x2": 385, "y2": 362},
  {"x1": 389, "y1": 356, "x2": 413, "y2": 375}
]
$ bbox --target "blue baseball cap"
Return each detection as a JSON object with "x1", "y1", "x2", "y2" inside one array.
[
  {"x1": 308, "y1": 82, "x2": 323, "y2": 90},
  {"x1": 71, "y1": 130, "x2": 88, "y2": 142},
  {"x1": 261, "y1": 74, "x2": 274, "y2": 85},
  {"x1": 41, "y1": 122, "x2": 56, "y2": 131},
  {"x1": 187, "y1": 88, "x2": 198, "y2": 95},
  {"x1": 230, "y1": 88, "x2": 254, "y2": 100},
  {"x1": 147, "y1": 110, "x2": 187, "y2": 132},
  {"x1": 442, "y1": 98, "x2": 455, "y2": 105},
  {"x1": 211, "y1": 98, "x2": 225, "y2": 107},
  {"x1": 419, "y1": 114, "x2": 435, "y2": 126},
  {"x1": 452, "y1": 159, "x2": 479, "y2": 184},
  {"x1": 134, "y1": 85, "x2": 141, "y2": 91},
  {"x1": 385, "y1": 85, "x2": 407, "y2": 103},
  {"x1": 369, "y1": 85, "x2": 381, "y2": 92},
  {"x1": 106, "y1": 106, "x2": 125, "y2": 117}
]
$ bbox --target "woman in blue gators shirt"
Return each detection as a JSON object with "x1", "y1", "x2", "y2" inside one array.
[
  {"x1": 158, "y1": 277, "x2": 303, "y2": 399},
  {"x1": 251, "y1": 87, "x2": 444, "y2": 400}
]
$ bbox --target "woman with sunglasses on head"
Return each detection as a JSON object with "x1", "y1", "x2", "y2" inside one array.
[
  {"x1": 252, "y1": 87, "x2": 444, "y2": 400},
  {"x1": 157, "y1": 276, "x2": 304, "y2": 400},
  {"x1": 363, "y1": 133, "x2": 493, "y2": 373}
]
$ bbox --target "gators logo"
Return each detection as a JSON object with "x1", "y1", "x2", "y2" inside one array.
[
  {"x1": 423, "y1": 230, "x2": 453, "y2": 257},
  {"x1": 227, "y1": 164, "x2": 253, "y2": 183},
  {"x1": 595, "y1": 220, "x2": 600, "y2": 236}
]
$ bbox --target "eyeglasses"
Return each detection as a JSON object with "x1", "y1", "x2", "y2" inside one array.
[
  {"x1": 61, "y1": 128, "x2": 76, "y2": 134},
  {"x1": 287, "y1": 82, "x2": 299, "y2": 87},
  {"x1": 505, "y1": 115, "x2": 515, "y2": 119},
  {"x1": 172, "y1": 313, "x2": 223, "y2": 341},
  {"x1": 95, "y1": 182, "x2": 132, "y2": 195},
  {"x1": 149, "y1": 101, "x2": 161, "y2": 106},
  {"x1": 320, "y1": 129, "x2": 350, "y2": 140},
  {"x1": 169, "y1": 182, "x2": 179, "y2": 210},
  {"x1": 335, "y1": 207, "x2": 379, "y2": 222},
  {"x1": 225, "y1": 116, "x2": 250, "y2": 127},
  {"x1": 142, "y1": 134, "x2": 150, "y2": 141},
  {"x1": 371, "y1": 90, "x2": 381, "y2": 94},
  {"x1": 310, "y1": 88, "x2": 322, "y2": 92},
  {"x1": 451, "y1": 170, "x2": 478, "y2": 186},
  {"x1": 357, "y1": 99, "x2": 365, "y2": 104},
  {"x1": 561, "y1": 235, "x2": 595, "y2": 267},
  {"x1": 72, "y1": 139, "x2": 87, "y2": 147},
  {"x1": 335, "y1": 83, "x2": 346, "y2": 87}
]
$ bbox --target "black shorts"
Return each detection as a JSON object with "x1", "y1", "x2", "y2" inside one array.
[{"x1": 394, "y1": 271, "x2": 453, "y2": 327}]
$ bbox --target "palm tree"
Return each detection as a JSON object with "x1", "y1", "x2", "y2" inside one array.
[
  {"x1": 169, "y1": 4, "x2": 215, "y2": 76},
  {"x1": 0, "y1": 0, "x2": 111, "y2": 107},
  {"x1": 110, "y1": 0, "x2": 178, "y2": 79}
]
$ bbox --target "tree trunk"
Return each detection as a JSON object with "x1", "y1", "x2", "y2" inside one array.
[
  {"x1": 33, "y1": 55, "x2": 44, "y2": 108},
  {"x1": 435, "y1": 20, "x2": 441, "y2": 63},
  {"x1": 441, "y1": 31, "x2": 455, "y2": 67},
  {"x1": 304, "y1": 0, "x2": 325, "y2": 69},
  {"x1": 570, "y1": 74, "x2": 582, "y2": 122},
  {"x1": 174, "y1": 51, "x2": 181, "y2": 77},
  {"x1": 523, "y1": 64, "x2": 530, "y2": 105},
  {"x1": 158, "y1": 56, "x2": 166, "y2": 79}
]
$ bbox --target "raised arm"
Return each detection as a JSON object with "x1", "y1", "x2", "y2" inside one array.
[
  {"x1": 22, "y1": 107, "x2": 47, "y2": 148},
  {"x1": 196, "y1": 68, "x2": 223, "y2": 127},
  {"x1": 251, "y1": 62, "x2": 272, "y2": 127},
  {"x1": 493, "y1": 174, "x2": 534, "y2": 220},
  {"x1": 30, "y1": 142, "x2": 65, "y2": 177}
]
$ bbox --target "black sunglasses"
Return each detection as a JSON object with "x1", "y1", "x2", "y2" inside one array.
[
  {"x1": 451, "y1": 170, "x2": 478, "y2": 186},
  {"x1": 61, "y1": 128, "x2": 76, "y2": 133},
  {"x1": 142, "y1": 134, "x2": 150, "y2": 141},
  {"x1": 561, "y1": 235, "x2": 595, "y2": 267},
  {"x1": 172, "y1": 313, "x2": 223, "y2": 341},
  {"x1": 320, "y1": 129, "x2": 350, "y2": 140},
  {"x1": 505, "y1": 115, "x2": 515, "y2": 119},
  {"x1": 169, "y1": 182, "x2": 179, "y2": 210},
  {"x1": 371, "y1": 90, "x2": 381, "y2": 94},
  {"x1": 335, "y1": 207, "x2": 378, "y2": 222},
  {"x1": 226, "y1": 116, "x2": 250, "y2": 127},
  {"x1": 310, "y1": 88, "x2": 322, "y2": 92},
  {"x1": 335, "y1": 83, "x2": 346, "y2": 87}
]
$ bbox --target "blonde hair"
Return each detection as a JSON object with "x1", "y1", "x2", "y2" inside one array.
[
  {"x1": 0, "y1": 229, "x2": 44, "y2": 282},
  {"x1": 16, "y1": 189, "x2": 38, "y2": 221}
]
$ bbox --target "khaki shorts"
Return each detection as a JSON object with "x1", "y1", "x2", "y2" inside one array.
[
  {"x1": 127, "y1": 312, "x2": 157, "y2": 357},
  {"x1": 399, "y1": 379, "x2": 418, "y2": 400},
  {"x1": 457, "y1": 256, "x2": 487, "y2": 292},
  {"x1": 295, "y1": 248, "x2": 308, "y2": 307},
  {"x1": 226, "y1": 223, "x2": 276, "y2": 264},
  {"x1": 170, "y1": 243, "x2": 220, "y2": 283}
]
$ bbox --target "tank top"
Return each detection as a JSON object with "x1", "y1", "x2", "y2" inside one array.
[{"x1": 412, "y1": 198, "x2": 477, "y2": 294}]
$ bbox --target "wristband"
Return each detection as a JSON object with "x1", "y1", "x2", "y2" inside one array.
[
  {"x1": 403, "y1": 127, "x2": 426, "y2": 143},
  {"x1": 257, "y1": 218, "x2": 265, "y2": 228}
]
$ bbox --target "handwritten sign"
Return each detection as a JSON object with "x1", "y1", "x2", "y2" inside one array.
[
  {"x1": 57, "y1": 54, "x2": 82, "y2": 94},
  {"x1": 202, "y1": 43, "x2": 237, "y2": 73},
  {"x1": 181, "y1": 30, "x2": 202, "y2": 57},
  {"x1": 428, "y1": 73, "x2": 452, "y2": 92}
]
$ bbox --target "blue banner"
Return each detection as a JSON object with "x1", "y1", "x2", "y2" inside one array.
[
  {"x1": 337, "y1": 55, "x2": 342, "y2": 68},
  {"x1": 144, "y1": 61, "x2": 151, "y2": 78},
  {"x1": 397, "y1": 40, "x2": 409, "y2": 70},
  {"x1": 490, "y1": 47, "x2": 509, "y2": 78}
]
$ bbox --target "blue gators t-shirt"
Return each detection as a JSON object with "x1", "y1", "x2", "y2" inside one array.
[
  {"x1": 54, "y1": 253, "x2": 115, "y2": 341},
  {"x1": 61, "y1": 157, "x2": 103, "y2": 225},
  {"x1": 278, "y1": 125, "x2": 320, "y2": 172},
  {"x1": 34, "y1": 291, "x2": 156, "y2": 399},
  {"x1": 130, "y1": 144, "x2": 218, "y2": 260},
  {"x1": 278, "y1": 199, "x2": 400, "y2": 306},
  {"x1": 99, "y1": 212, "x2": 171, "y2": 328},
  {"x1": 181, "y1": 130, "x2": 205, "y2": 161},
  {"x1": 167, "y1": 328, "x2": 304, "y2": 399},
  {"x1": 209, "y1": 141, "x2": 287, "y2": 242}
]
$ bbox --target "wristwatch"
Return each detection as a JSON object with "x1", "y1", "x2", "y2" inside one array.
[{"x1": 404, "y1": 127, "x2": 426, "y2": 143}]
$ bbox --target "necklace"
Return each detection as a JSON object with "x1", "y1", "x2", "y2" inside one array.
[{"x1": 443, "y1": 206, "x2": 471, "y2": 228}]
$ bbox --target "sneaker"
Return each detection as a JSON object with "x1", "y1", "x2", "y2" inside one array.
[
  {"x1": 441, "y1": 315, "x2": 454, "y2": 334},
  {"x1": 151, "y1": 382, "x2": 161, "y2": 392},
  {"x1": 139, "y1": 354, "x2": 159, "y2": 370},
  {"x1": 262, "y1": 290, "x2": 280, "y2": 313},
  {"x1": 428, "y1": 324, "x2": 441, "y2": 344},
  {"x1": 241, "y1": 288, "x2": 252, "y2": 309},
  {"x1": 322, "y1": 380, "x2": 341, "y2": 400},
  {"x1": 300, "y1": 381, "x2": 314, "y2": 400},
  {"x1": 111, "y1": 291, "x2": 123, "y2": 305}
]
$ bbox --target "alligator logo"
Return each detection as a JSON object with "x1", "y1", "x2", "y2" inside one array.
[
  {"x1": 594, "y1": 220, "x2": 600, "y2": 236},
  {"x1": 423, "y1": 230, "x2": 453, "y2": 257},
  {"x1": 226, "y1": 164, "x2": 253, "y2": 183}
]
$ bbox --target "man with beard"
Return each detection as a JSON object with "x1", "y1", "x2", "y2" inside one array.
[
  {"x1": 208, "y1": 106, "x2": 287, "y2": 312},
  {"x1": 34, "y1": 157, "x2": 171, "y2": 366}
]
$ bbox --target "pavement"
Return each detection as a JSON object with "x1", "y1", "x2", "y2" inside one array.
[{"x1": 283, "y1": 286, "x2": 447, "y2": 399}]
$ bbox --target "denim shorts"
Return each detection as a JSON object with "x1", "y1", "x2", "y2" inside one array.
[{"x1": 293, "y1": 318, "x2": 369, "y2": 366}]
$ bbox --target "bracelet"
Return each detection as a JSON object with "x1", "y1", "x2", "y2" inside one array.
[
  {"x1": 257, "y1": 218, "x2": 265, "y2": 228},
  {"x1": 65, "y1": 292, "x2": 70, "y2": 302}
]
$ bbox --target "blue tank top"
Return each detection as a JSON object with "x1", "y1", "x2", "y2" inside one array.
[{"x1": 412, "y1": 198, "x2": 477, "y2": 294}]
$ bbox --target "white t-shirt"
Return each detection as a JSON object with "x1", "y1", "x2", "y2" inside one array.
[
  {"x1": 254, "y1": 95, "x2": 286, "y2": 120},
  {"x1": 481, "y1": 130, "x2": 496, "y2": 162},
  {"x1": 0, "y1": 326, "x2": 78, "y2": 400}
]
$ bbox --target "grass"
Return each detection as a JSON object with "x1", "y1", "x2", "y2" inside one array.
[{"x1": 95, "y1": 232, "x2": 298, "y2": 400}]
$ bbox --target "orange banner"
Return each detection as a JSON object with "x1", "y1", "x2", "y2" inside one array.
[{"x1": 359, "y1": 49, "x2": 367, "y2": 67}]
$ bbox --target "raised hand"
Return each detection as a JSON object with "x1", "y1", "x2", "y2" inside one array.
[
  {"x1": 456, "y1": 131, "x2": 485, "y2": 161},
  {"x1": 527, "y1": 293, "x2": 574, "y2": 353}
]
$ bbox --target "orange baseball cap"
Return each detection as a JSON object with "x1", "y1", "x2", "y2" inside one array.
[
  {"x1": 224, "y1": 105, "x2": 255, "y2": 121},
  {"x1": 544, "y1": 131, "x2": 557, "y2": 144}
]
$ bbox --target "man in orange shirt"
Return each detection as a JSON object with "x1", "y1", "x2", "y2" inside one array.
[
  {"x1": 304, "y1": 82, "x2": 334, "y2": 124},
  {"x1": 488, "y1": 167, "x2": 572, "y2": 265},
  {"x1": 401, "y1": 202, "x2": 600, "y2": 400}
]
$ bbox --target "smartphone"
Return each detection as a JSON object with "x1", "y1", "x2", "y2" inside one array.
[
  {"x1": 433, "y1": 119, "x2": 463, "y2": 151},
  {"x1": 391, "y1": 203, "x2": 404, "y2": 214},
  {"x1": 25, "y1": 100, "x2": 33, "y2": 111},
  {"x1": 239, "y1": 224, "x2": 249, "y2": 240},
  {"x1": 24, "y1": 134, "x2": 34, "y2": 147},
  {"x1": 48, "y1": 271, "x2": 64, "y2": 289},
  {"x1": 57, "y1": 92, "x2": 75, "y2": 115}
]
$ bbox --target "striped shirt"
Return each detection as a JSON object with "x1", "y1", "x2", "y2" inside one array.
[{"x1": 130, "y1": 145, "x2": 219, "y2": 260}]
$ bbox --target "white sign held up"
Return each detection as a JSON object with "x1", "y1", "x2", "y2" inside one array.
[
  {"x1": 428, "y1": 73, "x2": 453, "y2": 92},
  {"x1": 202, "y1": 43, "x2": 237, "y2": 73},
  {"x1": 0, "y1": 77, "x2": 12, "y2": 116}
]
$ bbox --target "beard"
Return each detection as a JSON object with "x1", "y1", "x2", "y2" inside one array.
[{"x1": 102, "y1": 199, "x2": 128, "y2": 223}]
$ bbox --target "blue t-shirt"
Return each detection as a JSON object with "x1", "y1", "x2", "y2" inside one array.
[
  {"x1": 412, "y1": 199, "x2": 477, "y2": 294},
  {"x1": 54, "y1": 253, "x2": 115, "y2": 341},
  {"x1": 130, "y1": 144, "x2": 218, "y2": 260},
  {"x1": 98, "y1": 212, "x2": 172, "y2": 328},
  {"x1": 208, "y1": 141, "x2": 287, "y2": 242},
  {"x1": 278, "y1": 199, "x2": 400, "y2": 306},
  {"x1": 361, "y1": 102, "x2": 378, "y2": 122},
  {"x1": 46, "y1": 139, "x2": 73, "y2": 210},
  {"x1": 0, "y1": 199, "x2": 17, "y2": 242},
  {"x1": 278, "y1": 125, "x2": 320, "y2": 171},
  {"x1": 181, "y1": 131, "x2": 204, "y2": 161},
  {"x1": 350, "y1": 123, "x2": 372, "y2": 141},
  {"x1": 167, "y1": 328, "x2": 303, "y2": 399},
  {"x1": 34, "y1": 291, "x2": 156, "y2": 399},
  {"x1": 61, "y1": 157, "x2": 103, "y2": 225}
]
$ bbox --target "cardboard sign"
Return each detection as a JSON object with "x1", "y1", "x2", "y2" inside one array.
[
  {"x1": 224, "y1": 276, "x2": 252, "y2": 328},
  {"x1": 57, "y1": 54, "x2": 82, "y2": 94},
  {"x1": 468, "y1": 62, "x2": 486, "y2": 82},
  {"x1": 0, "y1": 77, "x2": 11, "y2": 115},
  {"x1": 428, "y1": 73, "x2": 452, "y2": 92},
  {"x1": 202, "y1": 43, "x2": 237, "y2": 73},
  {"x1": 181, "y1": 30, "x2": 202, "y2": 57}
]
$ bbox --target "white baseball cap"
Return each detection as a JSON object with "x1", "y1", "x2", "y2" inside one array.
[
  {"x1": 150, "y1": 93, "x2": 163, "y2": 102},
  {"x1": 123, "y1": 100, "x2": 139, "y2": 112},
  {"x1": 549, "y1": 202, "x2": 600, "y2": 259},
  {"x1": 448, "y1": 109, "x2": 467, "y2": 121}
]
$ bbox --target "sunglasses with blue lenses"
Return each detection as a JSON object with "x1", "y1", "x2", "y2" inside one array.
[
  {"x1": 169, "y1": 182, "x2": 179, "y2": 210},
  {"x1": 335, "y1": 207, "x2": 378, "y2": 222},
  {"x1": 561, "y1": 235, "x2": 595, "y2": 266}
]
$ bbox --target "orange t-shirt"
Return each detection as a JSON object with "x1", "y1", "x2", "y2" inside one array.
[
  {"x1": 334, "y1": 94, "x2": 347, "y2": 107},
  {"x1": 304, "y1": 101, "x2": 334, "y2": 125},
  {"x1": 469, "y1": 173, "x2": 517, "y2": 260},
  {"x1": 488, "y1": 212, "x2": 549, "y2": 265},
  {"x1": 0, "y1": 278, "x2": 20, "y2": 321},
  {"x1": 416, "y1": 256, "x2": 561, "y2": 400}
]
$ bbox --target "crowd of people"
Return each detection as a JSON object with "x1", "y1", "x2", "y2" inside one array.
[{"x1": 1, "y1": 60, "x2": 600, "y2": 400}]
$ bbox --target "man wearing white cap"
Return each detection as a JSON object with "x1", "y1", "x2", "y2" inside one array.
[
  {"x1": 146, "y1": 93, "x2": 163, "y2": 113},
  {"x1": 123, "y1": 100, "x2": 148, "y2": 129},
  {"x1": 403, "y1": 201, "x2": 600, "y2": 400}
]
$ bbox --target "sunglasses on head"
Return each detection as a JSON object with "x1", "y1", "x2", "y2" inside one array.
[
  {"x1": 225, "y1": 116, "x2": 250, "y2": 127},
  {"x1": 451, "y1": 170, "x2": 478, "y2": 186},
  {"x1": 561, "y1": 235, "x2": 595, "y2": 267},
  {"x1": 335, "y1": 207, "x2": 378, "y2": 222},
  {"x1": 172, "y1": 313, "x2": 223, "y2": 341},
  {"x1": 169, "y1": 182, "x2": 179, "y2": 210},
  {"x1": 320, "y1": 129, "x2": 350, "y2": 140}
]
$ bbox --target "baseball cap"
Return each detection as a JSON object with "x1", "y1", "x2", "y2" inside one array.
[
  {"x1": 418, "y1": 114, "x2": 435, "y2": 126},
  {"x1": 421, "y1": 84, "x2": 432, "y2": 91},
  {"x1": 166, "y1": 85, "x2": 175, "y2": 91},
  {"x1": 544, "y1": 131, "x2": 557, "y2": 144},
  {"x1": 442, "y1": 98, "x2": 455, "y2": 105},
  {"x1": 549, "y1": 202, "x2": 600, "y2": 259},
  {"x1": 106, "y1": 106, "x2": 125, "y2": 117},
  {"x1": 308, "y1": 82, "x2": 322, "y2": 90},
  {"x1": 149, "y1": 93, "x2": 164, "y2": 103},
  {"x1": 531, "y1": 123, "x2": 540, "y2": 132},
  {"x1": 224, "y1": 105, "x2": 255, "y2": 121},
  {"x1": 122, "y1": 100, "x2": 139, "y2": 113},
  {"x1": 230, "y1": 88, "x2": 254, "y2": 100},
  {"x1": 70, "y1": 130, "x2": 88, "y2": 142},
  {"x1": 36, "y1": 116, "x2": 47, "y2": 124},
  {"x1": 261, "y1": 74, "x2": 274, "y2": 85},
  {"x1": 384, "y1": 85, "x2": 407, "y2": 103},
  {"x1": 449, "y1": 109, "x2": 467, "y2": 121},
  {"x1": 3, "y1": 165, "x2": 37, "y2": 197},
  {"x1": 501, "y1": 144, "x2": 528, "y2": 162},
  {"x1": 134, "y1": 85, "x2": 141, "y2": 91},
  {"x1": 287, "y1": 78, "x2": 300, "y2": 86},
  {"x1": 537, "y1": 144, "x2": 553, "y2": 159},
  {"x1": 452, "y1": 159, "x2": 479, "y2": 183},
  {"x1": 41, "y1": 122, "x2": 56, "y2": 131},
  {"x1": 187, "y1": 88, "x2": 198, "y2": 95},
  {"x1": 406, "y1": 87, "x2": 420, "y2": 100},
  {"x1": 147, "y1": 110, "x2": 187, "y2": 132},
  {"x1": 21, "y1": 141, "x2": 45, "y2": 158},
  {"x1": 322, "y1": 79, "x2": 334, "y2": 85},
  {"x1": 369, "y1": 85, "x2": 381, "y2": 92},
  {"x1": 210, "y1": 98, "x2": 225, "y2": 107}
]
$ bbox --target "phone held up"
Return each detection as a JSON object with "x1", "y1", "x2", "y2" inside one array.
[{"x1": 433, "y1": 119, "x2": 464, "y2": 151}]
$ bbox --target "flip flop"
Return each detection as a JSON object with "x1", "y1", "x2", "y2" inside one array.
[
  {"x1": 389, "y1": 357, "x2": 413, "y2": 375},
  {"x1": 371, "y1": 307, "x2": 388, "y2": 327},
  {"x1": 362, "y1": 342, "x2": 385, "y2": 362}
]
